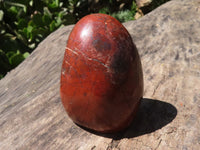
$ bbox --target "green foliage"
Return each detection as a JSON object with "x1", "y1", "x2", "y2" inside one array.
[
  {"x1": 0, "y1": 0, "x2": 169, "y2": 79},
  {"x1": 112, "y1": 10, "x2": 134, "y2": 23},
  {"x1": 0, "y1": 0, "x2": 79, "y2": 78},
  {"x1": 98, "y1": 1, "x2": 137, "y2": 22}
]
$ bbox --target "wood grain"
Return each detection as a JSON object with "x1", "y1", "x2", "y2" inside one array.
[{"x1": 1, "y1": 0, "x2": 200, "y2": 149}]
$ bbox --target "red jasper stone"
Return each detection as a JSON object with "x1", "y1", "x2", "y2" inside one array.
[{"x1": 60, "y1": 13, "x2": 143, "y2": 133}]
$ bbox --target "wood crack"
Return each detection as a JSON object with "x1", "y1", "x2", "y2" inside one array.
[
  {"x1": 155, "y1": 139, "x2": 162, "y2": 150},
  {"x1": 152, "y1": 75, "x2": 167, "y2": 96},
  {"x1": 106, "y1": 139, "x2": 120, "y2": 150}
]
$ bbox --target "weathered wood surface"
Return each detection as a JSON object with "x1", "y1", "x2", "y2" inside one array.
[{"x1": 1, "y1": 0, "x2": 200, "y2": 149}]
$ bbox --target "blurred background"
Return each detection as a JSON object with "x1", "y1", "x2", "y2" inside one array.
[{"x1": 0, "y1": 0, "x2": 170, "y2": 79}]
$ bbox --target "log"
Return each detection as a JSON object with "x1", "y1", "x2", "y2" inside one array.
[{"x1": 1, "y1": 0, "x2": 200, "y2": 149}]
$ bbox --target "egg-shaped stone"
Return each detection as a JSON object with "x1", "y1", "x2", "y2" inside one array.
[{"x1": 60, "y1": 13, "x2": 143, "y2": 133}]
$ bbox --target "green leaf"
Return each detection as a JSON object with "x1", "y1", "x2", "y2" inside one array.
[
  {"x1": 48, "y1": 0, "x2": 60, "y2": 9},
  {"x1": 29, "y1": 0, "x2": 33, "y2": 6},
  {"x1": 37, "y1": 27, "x2": 47, "y2": 37},
  {"x1": 30, "y1": 27, "x2": 41, "y2": 42},
  {"x1": 28, "y1": 20, "x2": 34, "y2": 27},
  {"x1": 0, "y1": 10, "x2": 4, "y2": 21},
  {"x1": 14, "y1": 29, "x2": 28, "y2": 46},
  {"x1": 42, "y1": 14, "x2": 52, "y2": 26},
  {"x1": 27, "y1": 25, "x2": 33, "y2": 33},
  {"x1": 43, "y1": 7, "x2": 52, "y2": 19},
  {"x1": 0, "y1": 29, "x2": 5, "y2": 35},
  {"x1": 22, "y1": 24, "x2": 34, "y2": 41},
  {"x1": 27, "y1": 25, "x2": 33, "y2": 40},
  {"x1": 99, "y1": 7, "x2": 111, "y2": 14},
  {"x1": 8, "y1": 6, "x2": 18, "y2": 15},
  {"x1": 55, "y1": 11, "x2": 65, "y2": 27},
  {"x1": 112, "y1": 10, "x2": 134, "y2": 22},
  {"x1": 0, "y1": 49, "x2": 11, "y2": 75},
  {"x1": 16, "y1": 18, "x2": 27, "y2": 29},
  {"x1": 23, "y1": 52, "x2": 30, "y2": 58},
  {"x1": 32, "y1": 13, "x2": 44, "y2": 27},
  {"x1": 28, "y1": 43, "x2": 35, "y2": 49},
  {"x1": 5, "y1": 1, "x2": 27, "y2": 13},
  {"x1": 22, "y1": 28, "x2": 28, "y2": 38},
  {"x1": 6, "y1": 51, "x2": 17, "y2": 60},
  {"x1": 49, "y1": 20, "x2": 56, "y2": 32},
  {"x1": 131, "y1": 1, "x2": 137, "y2": 12},
  {"x1": 0, "y1": 34, "x2": 21, "y2": 53},
  {"x1": 8, "y1": 50, "x2": 25, "y2": 67}
]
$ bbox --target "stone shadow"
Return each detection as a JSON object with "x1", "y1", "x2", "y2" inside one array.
[{"x1": 81, "y1": 98, "x2": 177, "y2": 140}]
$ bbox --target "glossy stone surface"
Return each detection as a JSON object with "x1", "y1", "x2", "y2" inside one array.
[{"x1": 60, "y1": 14, "x2": 143, "y2": 133}]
